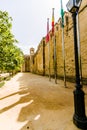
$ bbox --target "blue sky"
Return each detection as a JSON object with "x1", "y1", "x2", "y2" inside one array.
[{"x1": 0, "y1": 0, "x2": 68, "y2": 54}]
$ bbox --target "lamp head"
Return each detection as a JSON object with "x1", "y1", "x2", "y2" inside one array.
[{"x1": 66, "y1": 0, "x2": 82, "y2": 13}]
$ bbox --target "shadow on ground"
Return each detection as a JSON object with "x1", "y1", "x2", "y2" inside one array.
[{"x1": 1, "y1": 73, "x2": 86, "y2": 130}]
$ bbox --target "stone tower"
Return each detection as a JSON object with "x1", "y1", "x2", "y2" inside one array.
[{"x1": 30, "y1": 47, "x2": 34, "y2": 72}]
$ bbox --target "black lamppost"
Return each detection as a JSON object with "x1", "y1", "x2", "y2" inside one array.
[{"x1": 66, "y1": 0, "x2": 87, "y2": 129}]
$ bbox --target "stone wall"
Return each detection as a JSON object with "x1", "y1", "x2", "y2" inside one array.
[
  {"x1": 22, "y1": 55, "x2": 30, "y2": 72},
  {"x1": 79, "y1": 0, "x2": 87, "y2": 79},
  {"x1": 33, "y1": 39, "x2": 45, "y2": 75},
  {"x1": 23, "y1": 0, "x2": 87, "y2": 84}
]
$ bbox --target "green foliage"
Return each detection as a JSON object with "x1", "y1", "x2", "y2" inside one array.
[{"x1": 0, "y1": 11, "x2": 24, "y2": 72}]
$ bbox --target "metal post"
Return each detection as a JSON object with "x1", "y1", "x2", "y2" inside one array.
[
  {"x1": 76, "y1": 13, "x2": 83, "y2": 85},
  {"x1": 62, "y1": 26, "x2": 66, "y2": 87},
  {"x1": 54, "y1": 35, "x2": 57, "y2": 84},
  {"x1": 48, "y1": 40, "x2": 51, "y2": 81},
  {"x1": 72, "y1": 12, "x2": 87, "y2": 129}
]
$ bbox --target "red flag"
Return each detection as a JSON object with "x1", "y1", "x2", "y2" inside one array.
[
  {"x1": 52, "y1": 8, "x2": 54, "y2": 36},
  {"x1": 46, "y1": 18, "x2": 49, "y2": 43}
]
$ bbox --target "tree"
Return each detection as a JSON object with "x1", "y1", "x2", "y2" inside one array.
[{"x1": 0, "y1": 11, "x2": 24, "y2": 72}]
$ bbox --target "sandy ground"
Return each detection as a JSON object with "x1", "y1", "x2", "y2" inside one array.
[{"x1": 0, "y1": 72, "x2": 87, "y2": 130}]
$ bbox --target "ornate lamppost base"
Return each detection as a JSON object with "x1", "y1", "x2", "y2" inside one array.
[
  {"x1": 73, "y1": 88, "x2": 87, "y2": 129},
  {"x1": 73, "y1": 115, "x2": 87, "y2": 129}
]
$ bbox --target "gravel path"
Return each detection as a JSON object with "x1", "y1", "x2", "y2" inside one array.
[{"x1": 0, "y1": 72, "x2": 87, "y2": 130}]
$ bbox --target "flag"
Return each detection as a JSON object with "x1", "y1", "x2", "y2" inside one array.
[
  {"x1": 52, "y1": 8, "x2": 54, "y2": 36},
  {"x1": 61, "y1": 0, "x2": 64, "y2": 28},
  {"x1": 46, "y1": 18, "x2": 49, "y2": 43}
]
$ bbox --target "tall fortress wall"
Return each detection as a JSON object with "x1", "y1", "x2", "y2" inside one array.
[{"x1": 23, "y1": 0, "x2": 87, "y2": 84}]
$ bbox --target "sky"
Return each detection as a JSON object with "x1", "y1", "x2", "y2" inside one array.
[{"x1": 0, "y1": 0, "x2": 68, "y2": 54}]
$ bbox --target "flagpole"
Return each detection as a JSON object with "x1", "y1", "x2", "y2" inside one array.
[
  {"x1": 54, "y1": 35, "x2": 57, "y2": 83},
  {"x1": 46, "y1": 18, "x2": 51, "y2": 81},
  {"x1": 52, "y1": 8, "x2": 57, "y2": 84},
  {"x1": 61, "y1": 0, "x2": 66, "y2": 87},
  {"x1": 62, "y1": 27, "x2": 66, "y2": 87},
  {"x1": 48, "y1": 20, "x2": 51, "y2": 81},
  {"x1": 48, "y1": 39, "x2": 51, "y2": 81}
]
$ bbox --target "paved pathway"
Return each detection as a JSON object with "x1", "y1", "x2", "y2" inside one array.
[{"x1": 0, "y1": 73, "x2": 87, "y2": 130}]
